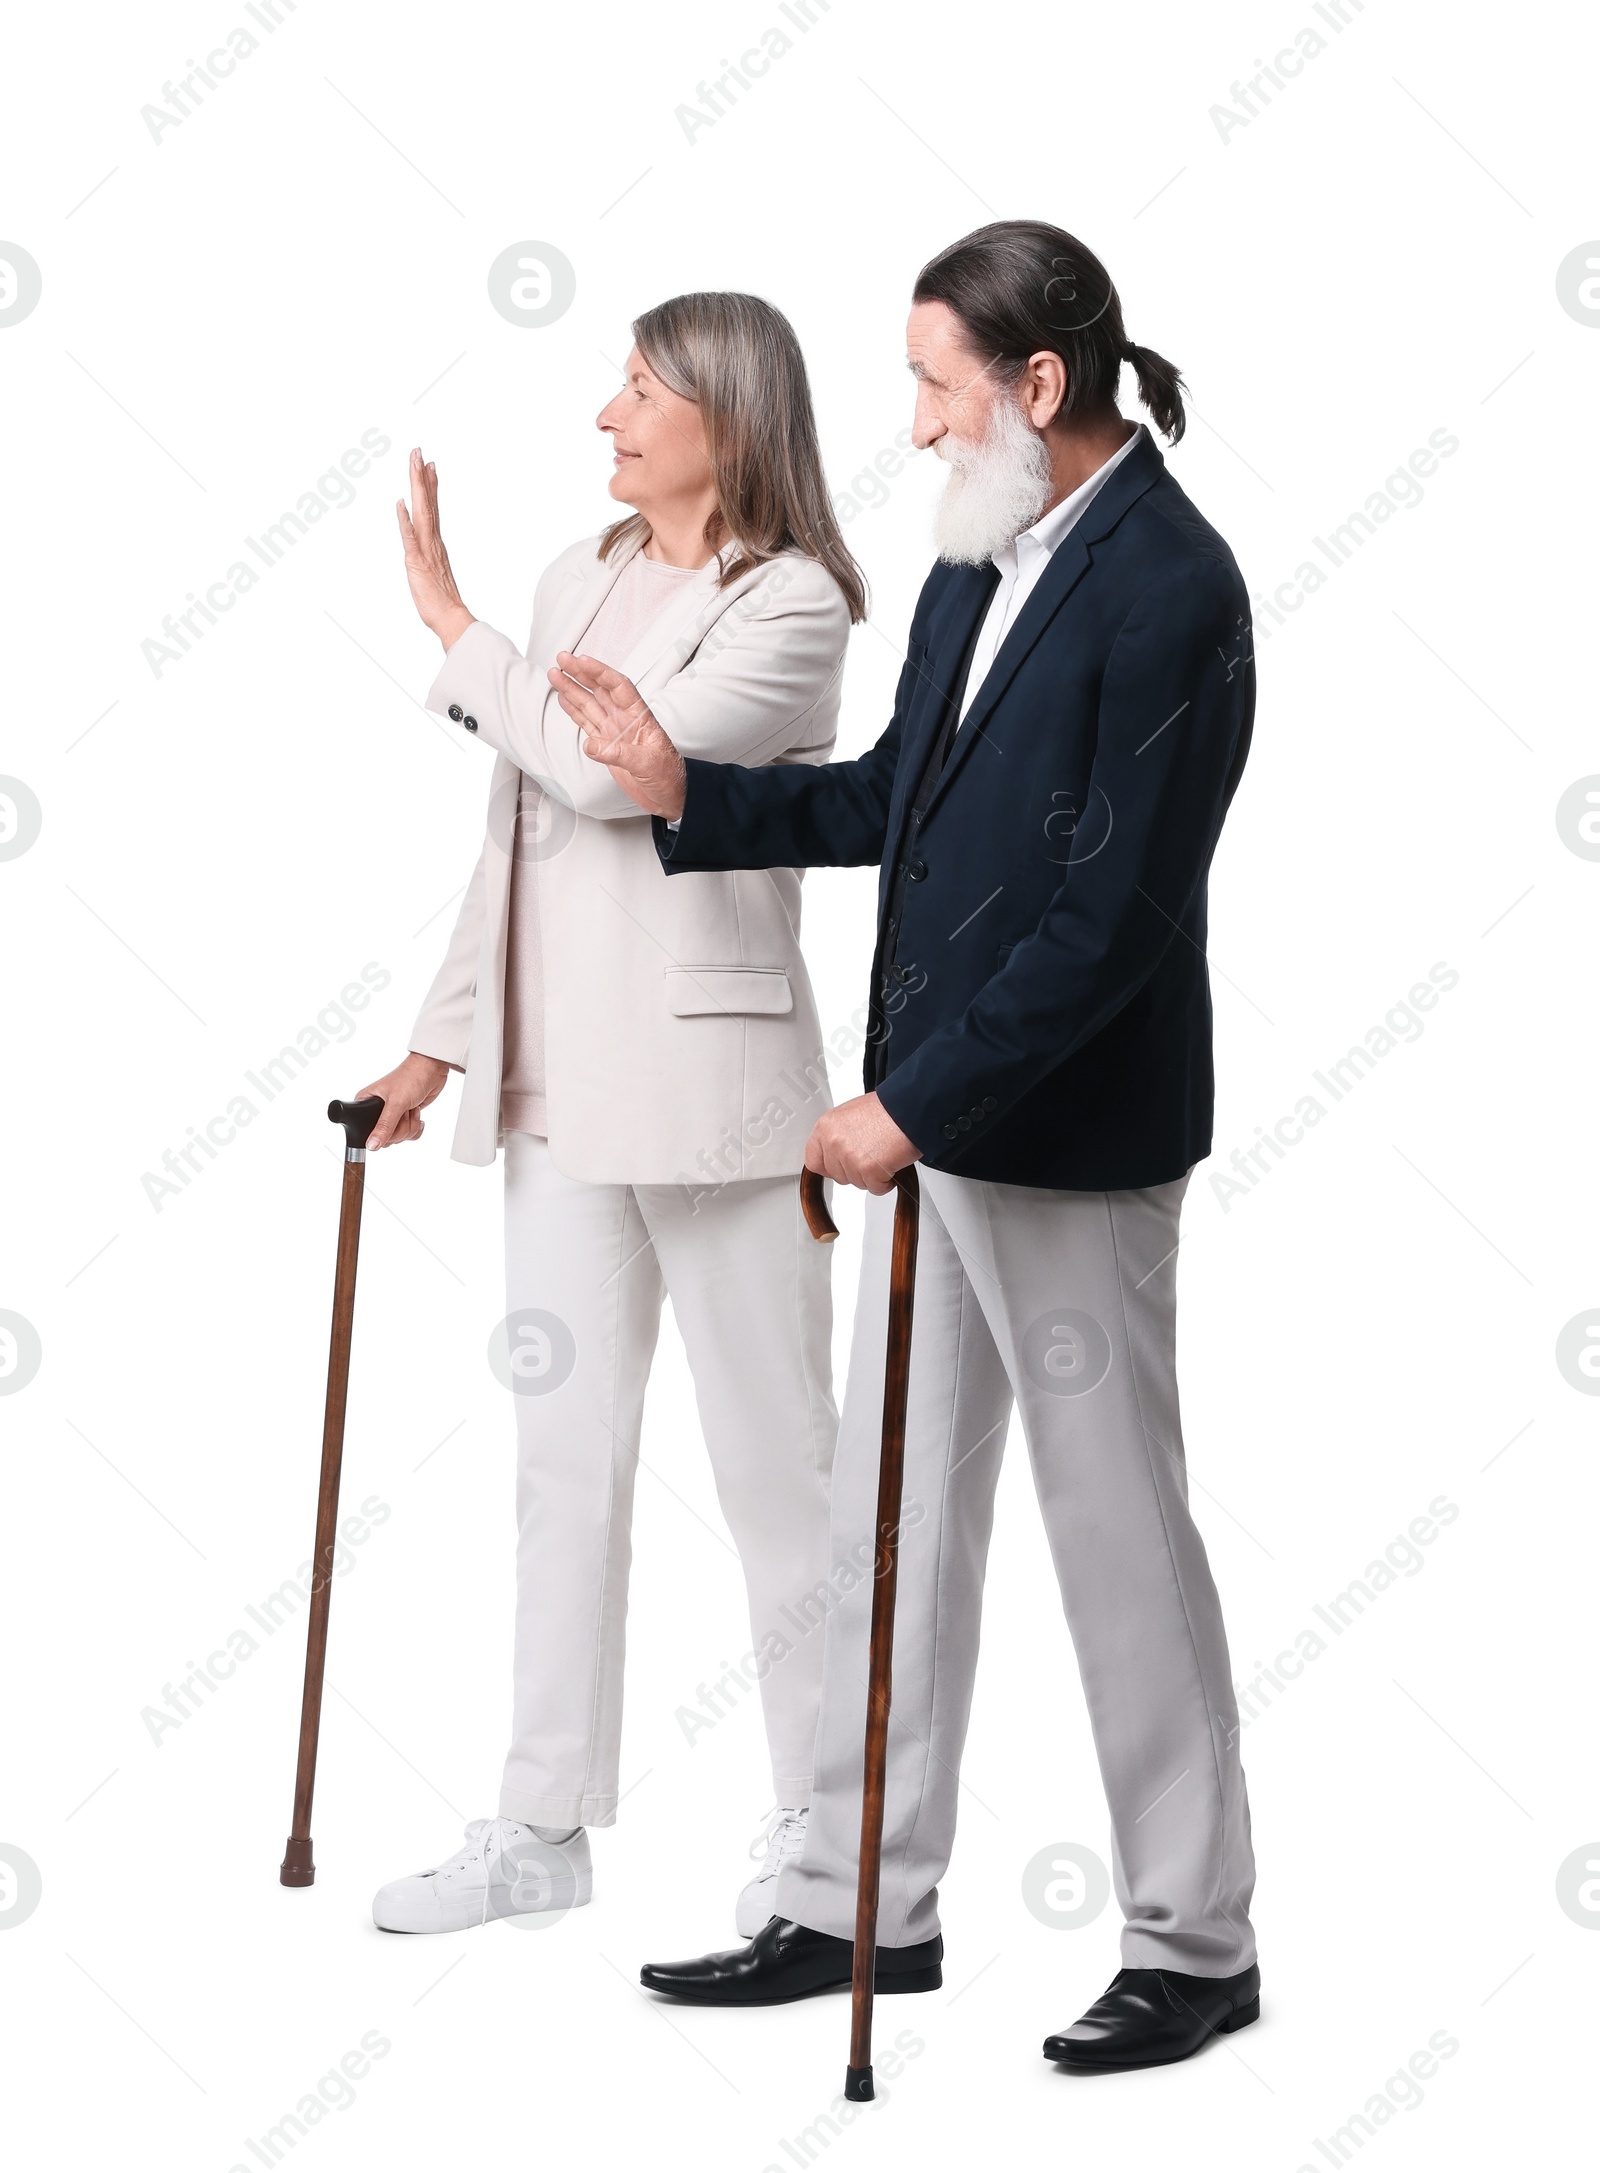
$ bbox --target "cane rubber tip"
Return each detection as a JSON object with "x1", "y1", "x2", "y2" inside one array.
[
  {"x1": 844, "y1": 2066, "x2": 874, "y2": 2102},
  {"x1": 279, "y1": 1838, "x2": 315, "y2": 1887}
]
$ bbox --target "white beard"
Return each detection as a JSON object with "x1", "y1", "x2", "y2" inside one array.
[{"x1": 933, "y1": 395, "x2": 1054, "y2": 565}]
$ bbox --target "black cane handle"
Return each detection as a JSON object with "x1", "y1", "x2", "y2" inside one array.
[{"x1": 328, "y1": 1097, "x2": 384, "y2": 1151}]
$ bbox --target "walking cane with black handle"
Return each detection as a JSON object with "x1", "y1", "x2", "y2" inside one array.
[
  {"x1": 280, "y1": 1096, "x2": 384, "y2": 1887},
  {"x1": 800, "y1": 1163, "x2": 921, "y2": 2105}
]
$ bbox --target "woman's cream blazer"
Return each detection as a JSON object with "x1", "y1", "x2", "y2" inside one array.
[{"x1": 409, "y1": 531, "x2": 850, "y2": 1184}]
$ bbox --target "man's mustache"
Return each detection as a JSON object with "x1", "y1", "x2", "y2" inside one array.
[{"x1": 935, "y1": 434, "x2": 980, "y2": 468}]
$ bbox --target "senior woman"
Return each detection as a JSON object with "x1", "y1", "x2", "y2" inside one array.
[{"x1": 359, "y1": 293, "x2": 865, "y2": 1937}]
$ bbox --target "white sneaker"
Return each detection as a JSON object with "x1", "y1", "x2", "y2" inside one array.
[
  {"x1": 736, "y1": 1805, "x2": 810, "y2": 1937},
  {"x1": 372, "y1": 1818, "x2": 591, "y2": 1934}
]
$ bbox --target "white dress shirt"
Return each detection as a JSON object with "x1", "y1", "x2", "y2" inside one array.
[{"x1": 957, "y1": 424, "x2": 1141, "y2": 722}]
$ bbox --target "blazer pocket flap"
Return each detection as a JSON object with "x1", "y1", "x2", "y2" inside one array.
[{"x1": 665, "y1": 967, "x2": 794, "y2": 1017}]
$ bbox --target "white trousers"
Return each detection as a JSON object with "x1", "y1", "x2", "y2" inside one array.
[
  {"x1": 776, "y1": 1166, "x2": 1257, "y2": 1975},
  {"x1": 498, "y1": 1133, "x2": 836, "y2": 1827}
]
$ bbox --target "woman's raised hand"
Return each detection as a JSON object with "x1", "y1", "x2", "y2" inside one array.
[
  {"x1": 550, "y1": 651, "x2": 689, "y2": 821},
  {"x1": 396, "y1": 448, "x2": 475, "y2": 649}
]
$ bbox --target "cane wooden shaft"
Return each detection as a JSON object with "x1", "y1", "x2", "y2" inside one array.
[
  {"x1": 849, "y1": 1169, "x2": 919, "y2": 2078},
  {"x1": 284, "y1": 1157, "x2": 366, "y2": 1872}
]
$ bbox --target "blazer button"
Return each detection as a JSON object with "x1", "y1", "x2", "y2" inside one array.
[
  {"x1": 983, "y1": 1095, "x2": 998, "y2": 1111},
  {"x1": 942, "y1": 1123, "x2": 959, "y2": 1141},
  {"x1": 463, "y1": 716, "x2": 479, "y2": 732},
  {"x1": 957, "y1": 1115, "x2": 971, "y2": 1131},
  {"x1": 970, "y1": 1106, "x2": 985, "y2": 1121},
  {"x1": 907, "y1": 858, "x2": 927, "y2": 881},
  {"x1": 447, "y1": 704, "x2": 463, "y2": 722}
]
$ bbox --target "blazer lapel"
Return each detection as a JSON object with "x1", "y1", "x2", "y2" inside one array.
[
  {"x1": 550, "y1": 534, "x2": 723, "y2": 700},
  {"x1": 627, "y1": 554, "x2": 740, "y2": 692},
  {"x1": 553, "y1": 535, "x2": 635, "y2": 660},
  {"x1": 881, "y1": 562, "x2": 998, "y2": 870},
  {"x1": 915, "y1": 562, "x2": 1000, "y2": 741},
  {"x1": 886, "y1": 560, "x2": 1000, "y2": 808},
  {"x1": 919, "y1": 427, "x2": 1167, "y2": 820}
]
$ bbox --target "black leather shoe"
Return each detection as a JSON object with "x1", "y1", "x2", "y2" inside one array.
[
  {"x1": 640, "y1": 1915, "x2": 943, "y2": 2005},
  {"x1": 1043, "y1": 1963, "x2": 1261, "y2": 2071}
]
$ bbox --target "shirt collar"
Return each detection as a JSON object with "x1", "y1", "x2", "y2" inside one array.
[{"x1": 997, "y1": 421, "x2": 1142, "y2": 574}]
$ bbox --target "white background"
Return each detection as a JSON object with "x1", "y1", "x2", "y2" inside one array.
[{"x1": 2, "y1": 0, "x2": 1596, "y2": 2165}]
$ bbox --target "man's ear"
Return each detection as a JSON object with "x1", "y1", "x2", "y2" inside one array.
[{"x1": 1021, "y1": 349, "x2": 1068, "y2": 431}]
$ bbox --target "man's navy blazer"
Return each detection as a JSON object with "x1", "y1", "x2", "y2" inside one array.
[{"x1": 655, "y1": 425, "x2": 1254, "y2": 1192}]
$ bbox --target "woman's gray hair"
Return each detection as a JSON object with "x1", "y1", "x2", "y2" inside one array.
[{"x1": 601, "y1": 291, "x2": 867, "y2": 623}]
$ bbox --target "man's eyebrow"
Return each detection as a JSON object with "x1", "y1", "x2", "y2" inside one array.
[{"x1": 906, "y1": 358, "x2": 935, "y2": 382}]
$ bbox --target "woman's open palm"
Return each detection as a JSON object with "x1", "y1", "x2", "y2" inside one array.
[{"x1": 396, "y1": 447, "x2": 474, "y2": 647}]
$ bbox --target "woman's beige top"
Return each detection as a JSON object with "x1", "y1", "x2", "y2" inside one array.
[{"x1": 499, "y1": 550, "x2": 702, "y2": 1136}]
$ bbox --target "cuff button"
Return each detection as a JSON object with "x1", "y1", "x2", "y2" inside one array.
[
  {"x1": 941, "y1": 1123, "x2": 959, "y2": 1141},
  {"x1": 463, "y1": 715, "x2": 479, "y2": 731},
  {"x1": 447, "y1": 704, "x2": 464, "y2": 722}
]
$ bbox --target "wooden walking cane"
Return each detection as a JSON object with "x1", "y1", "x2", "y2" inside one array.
[
  {"x1": 800, "y1": 1162, "x2": 921, "y2": 2106},
  {"x1": 280, "y1": 1095, "x2": 384, "y2": 1887}
]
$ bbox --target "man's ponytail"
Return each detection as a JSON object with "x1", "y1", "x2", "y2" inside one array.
[{"x1": 1122, "y1": 341, "x2": 1187, "y2": 444}]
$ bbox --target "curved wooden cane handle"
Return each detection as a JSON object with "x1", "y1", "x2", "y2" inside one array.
[{"x1": 799, "y1": 1167, "x2": 839, "y2": 1243}]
